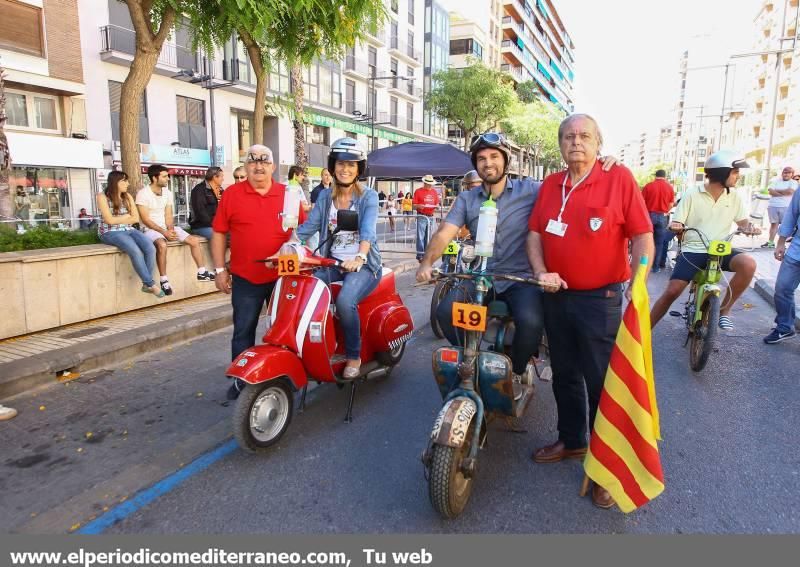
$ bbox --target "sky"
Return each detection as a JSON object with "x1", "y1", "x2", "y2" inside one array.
[{"x1": 557, "y1": 0, "x2": 760, "y2": 152}]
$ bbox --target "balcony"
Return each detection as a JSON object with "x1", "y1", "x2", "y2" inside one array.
[
  {"x1": 387, "y1": 77, "x2": 423, "y2": 99},
  {"x1": 365, "y1": 27, "x2": 386, "y2": 47},
  {"x1": 345, "y1": 100, "x2": 390, "y2": 125},
  {"x1": 100, "y1": 25, "x2": 216, "y2": 79},
  {"x1": 501, "y1": 39, "x2": 523, "y2": 65},
  {"x1": 344, "y1": 55, "x2": 387, "y2": 86},
  {"x1": 500, "y1": 63, "x2": 524, "y2": 83},
  {"x1": 501, "y1": 15, "x2": 525, "y2": 39},
  {"x1": 390, "y1": 115, "x2": 423, "y2": 133},
  {"x1": 388, "y1": 36, "x2": 422, "y2": 66}
]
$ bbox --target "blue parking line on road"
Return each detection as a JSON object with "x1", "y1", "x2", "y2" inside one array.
[{"x1": 75, "y1": 439, "x2": 237, "y2": 534}]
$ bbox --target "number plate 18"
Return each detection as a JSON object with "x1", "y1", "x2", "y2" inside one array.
[
  {"x1": 708, "y1": 240, "x2": 732, "y2": 256},
  {"x1": 277, "y1": 254, "x2": 300, "y2": 276},
  {"x1": 452, "y1": 302, "x2": 487, "y2": 332}
]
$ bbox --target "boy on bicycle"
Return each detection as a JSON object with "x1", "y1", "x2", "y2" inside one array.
[{"x1": 651, "y1": 150, "x2": 760, "y2": 329}]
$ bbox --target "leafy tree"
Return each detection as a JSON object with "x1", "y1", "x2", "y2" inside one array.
[
  {"x1": 516, "y1": 80, "x2": 542, "y2": 104},
  {"x1": 501, "y1": 98, "x2": 564, "y2": 177},
  {"x1": 115, "y1": 0, "x2": 214, "y2": 191},
  {"x1": 426, "y1": 59, "x2": 517, "y2": 150},
  {"x1": 0, "y1": 64, "x2": 12, "y2": 222},
  {"x1": 633, "y1": 162, "x2": 673, "y2": 188}
]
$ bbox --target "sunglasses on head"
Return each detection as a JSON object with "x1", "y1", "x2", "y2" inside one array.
[
  {"x1": 469, "y1": 132, "x2": 505, "y2": 151},
  {"x1": 247, "y1": 153, "x2": 272, "y2": 163}
]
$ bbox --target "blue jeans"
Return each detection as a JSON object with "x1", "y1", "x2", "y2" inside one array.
[
  {"x1": 774, "y1": 255, "x2": 800, "y2": 333},
  {"x1": 315, "y1": 267, "x2": 379, "y2": 359},
  {"x1": 416, "y1": 215, "x2": 435, "y2": 260},
  {"x1": 192, "y1": 226, "x2": 213, "y2": 240},
  {"x1": 231, "y1": 275, "x2": 275, "y2": 360},
  {"x1": 659, "y1": 230, "x2": 675, "y2": 268},
  {"x1": 435, "y1": 281, "x2": 544, "y2": 375},
  {"x1": 650, "y1": 213, "x2": 668, "y2": 270},
  {"x1": 100, "y1": 229, "x2": 156, "y2": 287}
]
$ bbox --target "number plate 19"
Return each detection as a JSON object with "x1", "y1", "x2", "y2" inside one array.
[
  {"x1": 708, "y1": 240, "x2": 732, "y2": 256},
  {"x1": 277, "y1": 254, "x2": 300, "y2": 276},
  {"x1": 452, "y1": 302, "x2": 487, "y2": 332}
]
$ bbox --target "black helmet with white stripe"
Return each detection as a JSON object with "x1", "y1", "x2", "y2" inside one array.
[{"x1": 328, "y1": 137, "x2": 367, "y2": 178}]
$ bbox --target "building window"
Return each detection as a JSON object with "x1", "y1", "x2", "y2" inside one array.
[
  {"x1": 305, "y1": 124, "x2": 330, "y2": 146},
  {"x1": 237, "y1": 114, "x2": 253, "y2": 162},
  {"x1": 450, "y1": 38, "x2": 482, "y2": 59},
  {"x1": 176, "y1": 95, "x2": 207, "y2": 149},
  {"x1": 408, "y1": 0, "x2": 414, "y2": 25},
  {"x1": 390, "y1": 96, "x2": 399, "y2": 126},
  {"x1": 391, "y1": 21, "x2": 398, "y2": 45},
  {"x1": 345, "y1": 79, "x2": 356, "y2": 113},
  {"x1": 0, "y1": 0, "x2": 45, "y2": 56},
  {"x1": 407, "y1": 102, "x2": 414, "y2": 131},
  {"x1": 408, "y1": 31, "x2": 415, "y2": 58},
  {"x1": 10, "y1": 167, "x2": 71, "y2": 225},
  {"x1": 5, "y1": 89, "x2": 61, "y2": 133},
  {"x1": 391, "y1": 0, "x2": 398, "y2": 14},
  {"x1": 108, "y1": 81, "x2": 149, "y2": 143},
  {"x1": 368, "y1": 46, "x2": 378, "y2": 78}
]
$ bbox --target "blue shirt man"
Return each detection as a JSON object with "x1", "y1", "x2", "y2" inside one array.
[{"x1": 765, "y1": 189, "x2": 800, "y2": 343}]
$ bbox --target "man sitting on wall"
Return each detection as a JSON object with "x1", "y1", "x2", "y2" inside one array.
[{"x1": 136, "y1": 164, "x2": 215, "y2": 296}]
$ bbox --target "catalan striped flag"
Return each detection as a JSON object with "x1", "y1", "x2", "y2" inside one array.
[{"x1": 583, "y1": 257, "x2": 664, "y2": 513}]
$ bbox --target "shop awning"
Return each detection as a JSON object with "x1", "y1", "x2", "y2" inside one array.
[{"x1": 139, "y1": 165, "x2": 208, "y2": 176}]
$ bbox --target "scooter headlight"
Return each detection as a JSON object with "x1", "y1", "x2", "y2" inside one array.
[{"x1": 461, "y1": 244, "x2": 476, "y2": 262}]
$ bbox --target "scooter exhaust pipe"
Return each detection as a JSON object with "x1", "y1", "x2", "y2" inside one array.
[{"x1": 366, "y1": 367, "x2": 390, "y2": 380}]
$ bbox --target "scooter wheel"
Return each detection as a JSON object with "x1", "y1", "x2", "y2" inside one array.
[
  {"x1": 428, "y1": 428, "x2": 475, "y2": 519},
  {"x1": 233, "y1": 380, "x2": 294, "y2": 453}
]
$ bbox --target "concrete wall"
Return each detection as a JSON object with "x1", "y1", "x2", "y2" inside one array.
[{"x1": 0, "y1": 242, "x2": 220, "y2": 339}]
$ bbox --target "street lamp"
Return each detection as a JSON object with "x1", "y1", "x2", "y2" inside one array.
[{"x1": 173, "y1": 69, "x2": 234, "y2": 166}]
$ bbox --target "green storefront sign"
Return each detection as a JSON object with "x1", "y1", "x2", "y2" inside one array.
[{"x1": 305, "y1": 112, "x2": 417, "y2": 144}]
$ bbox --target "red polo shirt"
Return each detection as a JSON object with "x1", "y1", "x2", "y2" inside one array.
[
  {"x1": 413, "y1": 187, "x2": 439, "y2": 216},
  {"x1": 528, "y1": 161, "x2": 652, "y2": 290},
  {"x1": 212, "y1": 180, "x2": 305, "y2": 284},
  {"x1": 641, "y1": 178, "x2": 675, "y2": 214}
]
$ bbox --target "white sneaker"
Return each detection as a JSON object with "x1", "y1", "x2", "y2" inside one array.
[{"x1": 0, "y1": 405, "x2": 18, "y2": 421}]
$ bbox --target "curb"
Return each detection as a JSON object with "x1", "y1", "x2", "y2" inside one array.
[
  {"x1": 753, "y1": 273, "x2": 800, "y2": 330},
  {"x1": 1, "y1": 259, "x2": 422, "y2": 400}
]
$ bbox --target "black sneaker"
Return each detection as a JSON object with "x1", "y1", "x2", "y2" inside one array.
[
  {"x1": 160, "y1": 281, "x2": 173, "y2": 296},
  {"x1": 763, "y1": 328, "x2": 796, "y2": 344},
  {"x1": 226, "y1": 378, "x2": 246, "y2": 400},
  {"x1": 197, "y1": 270, "x2": 215, "y2": 281}
]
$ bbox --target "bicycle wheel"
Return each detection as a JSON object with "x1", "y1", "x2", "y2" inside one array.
[
  {"x1": 689, "y1": 293, "x2": 720, "y2": 371},
  {"x1": 430, "y1": 279, "x2": 452, "y2": 339}
]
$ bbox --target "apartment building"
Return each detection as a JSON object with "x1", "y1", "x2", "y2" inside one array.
[
  {"x1": 741, "y1": 0, "x2": 800, "y2": 182},
  {"x1": 74, "y1": 0, "x2": 436, "y2": 220},
  {"x1": 423, "y1": 0, "x2": 449, "y2": 139},
  {"x1": 499, "y1": 0, "x2": 575, "y2": 113},
  {"x1": 1, "y1": 0, "x2": 103, "y2": 226}
]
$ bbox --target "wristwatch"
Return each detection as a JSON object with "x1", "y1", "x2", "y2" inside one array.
[
  {"x1": 214, "y1": 267, "x2": 227, "y2": 274},
  {"x1": 355, "y1": 252, "x2": 368, "y2": 263}
]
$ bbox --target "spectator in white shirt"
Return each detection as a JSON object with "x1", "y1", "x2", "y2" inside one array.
[{"x1": 764, "y1": 166, "x2": 798, "y2": 248}]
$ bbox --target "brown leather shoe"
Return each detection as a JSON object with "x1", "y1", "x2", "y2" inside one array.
[
  {"x1": 532, "y1": 440, "x2": 587, "y2": 463},
  {"x1": 591, "y1": 483, "x2": 615, "y2": 509}
]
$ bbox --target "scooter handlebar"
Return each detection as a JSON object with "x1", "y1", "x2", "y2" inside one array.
[{"x1": 430, "y1": 270, "x2": 559, "y2": 290}]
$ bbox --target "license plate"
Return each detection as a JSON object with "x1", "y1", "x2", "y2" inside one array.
[
  {"x1": 708, "y1": 240, "x2": 732, "y2": 256},
  {"x1": 277, "y1": 254, "x2": 300, "y2": 276},
  {"x1": 452, "y1": 302, "x2": 487, "y2": 332}
]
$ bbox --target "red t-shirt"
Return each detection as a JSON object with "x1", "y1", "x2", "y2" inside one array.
[
  {"x1": 528, "y1": 161, "x2": 652, "y2": 290},
  {"x1": 212, "y1": 180, "x2": 305, "y2": 284},
  {"x1": 641, "y1": 178, "x2": 675, "y2": 214},
  {"x1": 413, "y1": 187, "x2": 440, "y2": 216}
]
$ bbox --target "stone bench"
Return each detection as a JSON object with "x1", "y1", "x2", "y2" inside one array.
[{"x1": 0, "y1": 239, "x2": 220, "y2": 339}]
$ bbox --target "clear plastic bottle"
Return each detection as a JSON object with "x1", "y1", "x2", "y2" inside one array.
[
  {"x1": 475, "y1": 198, "x2": 498, "y2": 257},
  {"x1": 282, "y1": 179, "x2": 302, "y2": 231}
]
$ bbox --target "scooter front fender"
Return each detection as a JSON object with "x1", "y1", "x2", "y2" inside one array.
[
  {"x1": 226, "y1": 345, "x2": 308, "y2": 390},
  {"x1": 430, "y1": 397, "x2": 478, "y2": 448}
]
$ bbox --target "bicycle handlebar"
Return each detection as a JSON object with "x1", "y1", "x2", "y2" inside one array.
[{"x1": 430, "y1": 269, "x2": 560, "y2": 290}]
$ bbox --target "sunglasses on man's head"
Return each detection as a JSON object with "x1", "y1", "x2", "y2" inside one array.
[{"x1": 247, "y1": 153, "x2": 272, "y2": 163}]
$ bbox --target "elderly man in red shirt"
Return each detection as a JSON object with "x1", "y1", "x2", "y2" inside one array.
[
  {"x1": 641, "y1": 169, "x2": 675, "y2": 273},
  {"x1": 413, "y1": 174, "x2": 440, "y2": 261},
  {"x1": 526, "y1": 114, "x2": 654, "y2": 510},
  {"x1": 211, "y1": 145, "x2": 304, "y2": 400}
]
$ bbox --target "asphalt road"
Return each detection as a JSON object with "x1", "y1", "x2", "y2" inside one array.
[{"x1": 2, "y1": 271, "x2": 798, "y2": 534}]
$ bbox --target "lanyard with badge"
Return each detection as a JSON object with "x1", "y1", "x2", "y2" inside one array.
[{"x1": 545, "y1": 170, "x2": 591, "y2": 237}]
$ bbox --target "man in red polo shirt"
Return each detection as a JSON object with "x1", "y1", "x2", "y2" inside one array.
[
  {"x1": 641, "y1": 169, "x2": 675, "y2": 273},
  {"x1": 413, "y1": 174, "x2": 440, "y2": 261},
  {"x1": 526, "y1": 114, "x2": 653, "y2": 510},
  {"x1": 211, "y1": 144, "x2": 304, "y2": 400}
]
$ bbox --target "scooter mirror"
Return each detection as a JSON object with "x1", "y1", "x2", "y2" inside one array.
[{"x1": 336, "y1": 209, "x2": 359, "y2": 232}]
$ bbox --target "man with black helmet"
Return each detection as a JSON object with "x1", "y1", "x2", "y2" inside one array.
[
  {"x1": 417, "y1": 133, "x2": 616, "y2": 396},
  {"x1": 650, "y1": 150, "x2": 760, "y2": 329}
]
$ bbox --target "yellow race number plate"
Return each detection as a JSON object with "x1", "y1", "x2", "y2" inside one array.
[
  {"x1": 444, "y1": 241, "x2": 461, "y2": 255},
  {"x1": 452, "y1": 302, "x2": 487, "y2": 332},
  {"x1": 277, "y1": 254, "x2": 300, "y2": 276},
  {"x1": 708, "y1": 240, "x2": 732, "y2": 256}
]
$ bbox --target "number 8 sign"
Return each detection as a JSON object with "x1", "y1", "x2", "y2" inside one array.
[
  {"x1": 277, "y1": 254, "x2": 300, "y2": 276},
  {"x1": 452, "y1": 302, "x2": 487, "y2": 332}
]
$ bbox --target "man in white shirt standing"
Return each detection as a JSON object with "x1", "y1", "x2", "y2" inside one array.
[
  {"x1": 136, "y1": 164, "x2": 215, "y2": 296},
  {"x1": 763, "y1": 165, "x2": 798, "y2": 248}
]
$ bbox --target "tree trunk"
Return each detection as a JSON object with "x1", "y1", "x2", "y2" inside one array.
[
  {"x1": 290, "y1": 63, "x2": 309, "y2": 192},
  {"x1": 0, "y1": 66, "x2": 13, "y2": 223},
  {"x1": 239, "y1": 28, "x2": 267, "y2": 146},
  {"x1": 119, "y1": 2, "x2": 175, "y2": 193}
]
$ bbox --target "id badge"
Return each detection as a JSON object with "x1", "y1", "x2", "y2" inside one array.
[{"x1": 546, "y1": 219, "x2": 567, "y2": 237}]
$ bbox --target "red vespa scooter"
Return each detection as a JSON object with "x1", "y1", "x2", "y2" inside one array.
[{"x1": 226, "y1": 213, "x2": 414, "y2": 452}]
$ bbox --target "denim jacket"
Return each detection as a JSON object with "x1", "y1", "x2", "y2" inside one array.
[{"x1": 296, "y1": 186, "x2": 382, "y2": 275}]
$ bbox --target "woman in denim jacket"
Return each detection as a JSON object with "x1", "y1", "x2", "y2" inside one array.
[{"x1": 296, "y1": 138, "x2": 381, "y2": 379}]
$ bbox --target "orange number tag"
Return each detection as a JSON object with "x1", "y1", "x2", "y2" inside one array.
[
  {"x1": 277, "y1": 254, "x2": 300, "y2": 276},
  {"x1": 452, "y1": 302, "x2": 487, "y2": 332}
]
